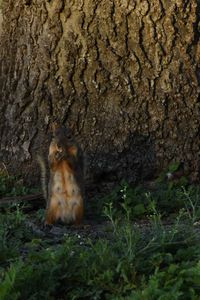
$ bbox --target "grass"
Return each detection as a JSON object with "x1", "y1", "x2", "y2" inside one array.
[
  {"x1": 1, "y1": 168, "x2": 200, "y2": 299},
  {"x1": 0, "y1": 174, "x2": 37, "y2": 197}
]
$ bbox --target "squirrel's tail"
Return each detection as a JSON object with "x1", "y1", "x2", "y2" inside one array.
[{"x1": 37, "y1": 155, "x2": 48, "y2": 202}]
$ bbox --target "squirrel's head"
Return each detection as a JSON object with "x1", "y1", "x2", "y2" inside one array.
[{"x1": 50, "y1": 121, "x2": 73, "y2": 149}]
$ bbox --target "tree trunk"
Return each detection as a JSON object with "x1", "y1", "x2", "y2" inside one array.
[{"x1": 0, "y1": 0, "x2": 200, "y2": 185}]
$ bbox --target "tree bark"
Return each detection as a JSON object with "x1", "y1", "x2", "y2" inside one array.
[{"x1": 0, "y1": 0, "x2": 200, "y2": 185}]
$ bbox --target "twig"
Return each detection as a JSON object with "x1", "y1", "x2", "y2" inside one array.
[{"x1": 0, "y1": 193, "x2": 45, "y2": 207}]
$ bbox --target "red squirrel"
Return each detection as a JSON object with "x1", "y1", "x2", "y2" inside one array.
[{"x1": 38, "y1": 122, "x2": 84, "y2": 225}]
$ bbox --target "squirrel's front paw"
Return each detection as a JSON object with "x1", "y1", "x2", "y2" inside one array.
[{"x1": 55, "y1": 151, "x2": 64, "y2": 161}]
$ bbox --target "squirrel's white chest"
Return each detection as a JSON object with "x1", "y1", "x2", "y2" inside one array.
[{"x1": 52, "y1": 169, "x2": 80, "y2": 197}]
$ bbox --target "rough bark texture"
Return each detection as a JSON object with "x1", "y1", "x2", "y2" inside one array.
[
  {"x1": 0, "y1": 10, "x2": 2, "y2": 36},
  {"x1": 0, "y1": 0, "x2": 200, "y2": 186}
]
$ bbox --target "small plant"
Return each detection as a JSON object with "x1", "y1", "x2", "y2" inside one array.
[
  {"x1": 0, "y1": 174, "x2": 34, "y2": 197},
  {"x1": 156, "y1": 161, "x2": 184, "y2": 184},
  {"x1": 103, "y1": 202, "x2": 118, "y2": 232},
  {"x1": 0, "y1": 205, "x2": 33, "y2": 264},
  {"x1": 181, "y1": 186, "x2": 200, "y2": 224}
]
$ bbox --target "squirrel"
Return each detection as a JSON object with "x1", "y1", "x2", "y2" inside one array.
[{"x1": 38, "y1": 122, "x2": 84, "y2": 225}]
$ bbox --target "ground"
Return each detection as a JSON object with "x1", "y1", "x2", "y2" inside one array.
[{"x1": 1, "y1": 173, "x2": 200, "y2": 299}]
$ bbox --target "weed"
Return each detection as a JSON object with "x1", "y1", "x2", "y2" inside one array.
[{"x1": 0, "y1": 174, "x2": 35, "y2": 197}]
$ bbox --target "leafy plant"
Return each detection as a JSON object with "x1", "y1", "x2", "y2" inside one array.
[{"x1": 0, "y1": 174, "x2": 35, "y2": 197}]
